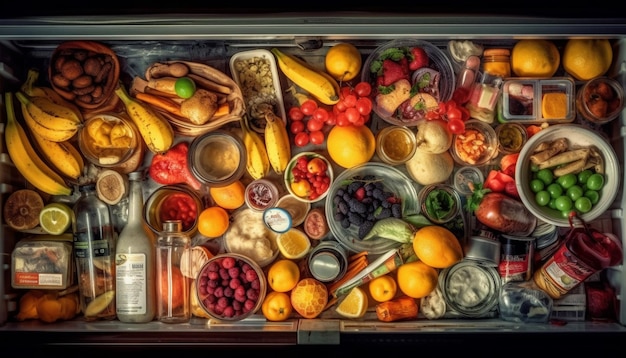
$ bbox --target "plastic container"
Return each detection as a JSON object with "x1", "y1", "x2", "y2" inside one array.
[
  {"x1": 12, "y1": 237, "x2": 74, "y2": 289},
  {"x1": 156, "y1": 220, "x2": 191, "y2": 323},
  {"x1": 465, "y1": 71, "x2": 503, "y2": 123},
  {"x1": 188, "y1": 130, "x2": 246, "y2": 187},
  {"x1": 501, "y1": 77, "x2": 575, "y2": 123}
]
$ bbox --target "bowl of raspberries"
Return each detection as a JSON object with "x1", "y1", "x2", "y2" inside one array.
[
  {"x1": 195, "y1": 253, "x2": 267, "y2": 321},
  {"x1": 325, "y1": 162, "x2": 420, "y2": 254}
]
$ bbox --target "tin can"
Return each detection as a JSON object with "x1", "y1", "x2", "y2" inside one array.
[
  {"x1": 307, "y1": 241, "x2": 348, "y2": 283},
  {"x1": 498, "y1": 235, "x2": 535, "y2": 282}
]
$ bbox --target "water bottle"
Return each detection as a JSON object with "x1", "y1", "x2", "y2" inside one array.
[{"x1": 156, "y1": 220, "x2": 191, "y2": 323}]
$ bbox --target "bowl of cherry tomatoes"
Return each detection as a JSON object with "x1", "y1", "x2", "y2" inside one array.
[{"x1": 284, "y1": 152, "x2": 334, "y2": 203}]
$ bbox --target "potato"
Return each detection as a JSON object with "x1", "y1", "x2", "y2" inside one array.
[{"x1": 405, "y1": 150, "x2": 454, "y2": 186}]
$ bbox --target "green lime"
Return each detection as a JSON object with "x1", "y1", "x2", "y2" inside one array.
[
  {"x1": 175, "y1": 77, "x2": 196, "y2": 99},
  {"x1": 535, "y1": 191, "x2": 551, "y2": 207},
  {"x1": 586, "y1": 173, "x2": 605, "y2": 191},
  {"x1": 530, "y1": 179, "x2": 545, "y2": 193},
  {"x1": 536, "y1": 168, "x2": 554, "y2": 186},
  {"x1": 39, "y1": 202, "x2": 73, "y2": 235},
  {"x1": 575, "y1": 197, "x2": 593, "y2": 213}
]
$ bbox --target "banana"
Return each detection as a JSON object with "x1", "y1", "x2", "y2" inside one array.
[
  {"x1": 240, "y1": 117, "x2": 270, "y2": 180},
  {"x1": 20, "y1": 68, "x2": 83, "y2": 119},
  {"x1": 271, "y1": 48, "x2": 340, "y2": 105},
  {"x1": 30, "y1": 130, "x2": 84, "y2": 180},
  {"x1": 4, "y1": 92, "x2": 72, "y2": 196},
  {"x1": 264, "y1": 110, "x2": 291, "y2": 175},
  {"x1": 114, "y1": 83, "x2": 174, "y2": 154},
  {"x1": 15, "y1": 91, "x2": 82, "y2": 133}
]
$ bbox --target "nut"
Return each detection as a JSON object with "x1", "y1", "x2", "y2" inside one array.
[{"x1": 60, "y1": 59, "x2": 84, "y2": 81}]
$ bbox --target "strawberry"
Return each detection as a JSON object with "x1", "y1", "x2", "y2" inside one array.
[
  {"x1": 409, "y1": 47, "x2": 429, "y2": 71},
  {"x1": 378, "y1": 58, "x2": 410, "y2": 86}
]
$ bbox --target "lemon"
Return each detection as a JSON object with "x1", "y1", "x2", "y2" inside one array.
[
  {"x1": 511, "y1": 39, "x2": 560, "y2": 77},
  {"x1": 325, "y1": 43, "x2": 362, "y2": 82},
  {"x1": 335, "y1": 286, "x2": 368, "y2": 319},
  {"x1": 326, "y1": 124, "x2": 376, "y2": 169},
  {"x1": 39, "y1": 202, "x2": 73, "y2": 235},
  {"x1": 277, "y1": 228, "x2": 311, "y2": 260},
  {"x1": 563, "y1": 39, "x2": 613, "y2": 81},
  {"x1": 84, "y1": 290, "x2": 115, "y2": 318}
]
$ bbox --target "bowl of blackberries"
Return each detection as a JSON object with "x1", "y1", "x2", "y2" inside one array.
[
  {"x1": 325, "y1": 162, "x2": 420, "y2": 254},
  {"x1": 195, "y1": 253, "x2": 267, "y2": 322}
]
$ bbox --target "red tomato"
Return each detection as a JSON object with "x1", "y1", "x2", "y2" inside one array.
[
  {"x1": 300, "y1": 99, "x2": 318, "y2": 116},
  {"x1": 345, "y1": 107, "x2": 360, "y2": 123},
  {"x1": 309, "y1": 130, "x2": 325, "y2": 145},
  {"x1": 352, "y1": 115, "x2": 365, "y2": 127},
  {"x1": 343, "y1": 94, "x2": 358, "y2": 108},
  {"x1": 354, "y1": 81, "x2": 372, "y2": 97},
  {"x1": 312, "y1": 107, "x2": 330, "y2": 123},
  {"x1": 447, "y1": 118, "x2": 465, "y2": 134},
  {"x1": 288, "y1": 106, "x2": 304, "y2": 121},
  {"x1": 294, "y1": 132, "x2": 310, "y2": 147},
  {"x1": 290, "y1": 120, "x2": 305, "y2": 134},
  {"x1": 306, "y1": 118, "x2": 324, "y2": 132},
  {"x1": 446, "y1": 106, "x2": 462, "y2": 121},
  {"x1": 325, "y1": 111, "x2": 336, "y2": 126},
  {"x1": 356, "y1": 97, "x2": 372, "y2": 116},
  {"x1": 340, "y1": 86, "x2": 352, "y2": 99},
  {"x1": 335, "y1": 112, "x2": 350, "y2": 126},
  {"x1": 334, "y1": 100, "x2": 347, "y2": 113}
]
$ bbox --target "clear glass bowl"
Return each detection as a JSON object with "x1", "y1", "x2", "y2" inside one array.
[
  {"x1": 450, "y1": 119, "x2": 498, "y2": 167},
  {"x1": 79, "y1": 112, "x2": 140, "y2": 168},
  {"x1": 325, "y1": 162, "x2": 420, "y2": 254},
  {"x1": 361, "y1": 39, "x2": 455, "y2": 127}
]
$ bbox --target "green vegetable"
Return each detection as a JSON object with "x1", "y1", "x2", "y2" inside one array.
[
  {"x1": 362, "y1": 217, "x2": 415, "y2": 243},
  {"x1": 425, "y1": 189, "x2": 456, "y2": 221}
]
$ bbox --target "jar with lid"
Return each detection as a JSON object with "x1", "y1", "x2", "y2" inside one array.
[
  {"x1": 482, "y1": 48, "x2": 511, "y2": 78},
  {"x1": 465, "y1": 72, "x2": 504, "y2": 123},
  {"x1": 72, "y1": 184, "x2": 117, "y2": 321},
  {"x1": 155, "y1": 220, "x2": 191, "y2": 323},
  {"x1": 115, "y1": 171, "x2": 156, "y2": 323},
  {"x1": 439, "y1": 260, "x2": 501, "y2": 318}
]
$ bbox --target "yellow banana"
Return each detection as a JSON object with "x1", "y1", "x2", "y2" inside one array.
[
  {"x1": 4, "y1": 92, "x2": 72, "y2": 196},
  {"x1": 271, "y1": 48, "x2": 340, "y2": 105},
  {"x1": 20, "y1": 68, "x2": 83, "y2": 119},
  {"x1": 30, "y1": 130, "x2": 84, "y2": 180},
  {"x1": 15, "y1": 91, "x2": 82, "y2": 133},
  {"x1": 240, "y1": 117, "x2": 270, "y2": 180},
  {"x1": 114, "y1": 83, "x2": 174, "y2": 154},
  {"x1": 21, "y1": 103, "x2": 77, "y2": 142},
  {"x1": 264, "y1": 111, "x2": 291, "y2": 175}
]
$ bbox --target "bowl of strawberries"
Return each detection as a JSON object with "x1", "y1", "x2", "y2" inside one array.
[{"x1": 362, "y1": 39, "x2": 455, "y2": 127}]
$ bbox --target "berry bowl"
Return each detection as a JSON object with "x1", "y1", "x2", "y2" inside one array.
[
  {"x1": 284, "y1": 152, "x2": 334, "y2": 203},
  {"x1": 325, "y1": 162, "x2": 420, "y2": 255},
  {"x1": 195, "y1": 253, "x2": 267, "y2": 322}
]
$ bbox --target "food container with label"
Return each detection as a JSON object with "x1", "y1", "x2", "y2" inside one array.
[
  {"x1": 500, "y1": 77, "x2": 575, "y2": 123},
  {"x1": 12, "y1": 236, "x2": 74, "y2": 289}
]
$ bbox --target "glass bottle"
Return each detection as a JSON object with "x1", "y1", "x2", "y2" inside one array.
[
  {"x1": 115, "y1": 171, "x2": 156, "y2": 323},
  {"x1": 156, "y1": 220, "x2": 191, "y2": 323},
  {"x1": 73, "y1": 184, "x2": 117, "y2": 321}
]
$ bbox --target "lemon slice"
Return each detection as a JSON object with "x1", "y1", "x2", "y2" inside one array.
[
  {"x1": 277, "y1": 228, "x2": 311, "y2": 260},
  {"x1": 39, "y1": 202, "x2": 73, "y2": 235},
  {"x1": 335, "y1": 286, "x2": 368, "y2": 319},
  {"x1": 96, "y1": 169, "x2": 128, "y2": 205},
  {"x1": 180, "y1": 245, "x2": 214, "y2": 279},
  {"x1": 84, "y1": 290, "x2": 115, "y2": 317}
]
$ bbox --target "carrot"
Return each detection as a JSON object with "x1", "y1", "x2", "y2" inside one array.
[
  {"x1": 327, "y1": 255, "x2": 369, "y2": 295},
  {"x1": 211, "y1": 102, "x2": 231, "y2": 119},
  {"x1": 135, "y1": 92, "x2": 184, "y2": 117},
  {"x1": 348, "y1": 251, "x2": 368, "y2": 263},
  {"x1": 375, "y1": 296, "x2": 418, "y2": 322}
]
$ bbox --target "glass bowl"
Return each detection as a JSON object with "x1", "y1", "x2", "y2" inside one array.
[
  {"x1": 515, "y1": 124, "x2": 620, "y2": 227},
  {"x1": 144, "y1": 185, "x2": 203, "y2": 237},
  {"x1": 188, "y1": 130, "x2": 246, "y2": 187},
  {"x1": 576, "y1": 76, "x2": 624, "y2": 125},
  {"x1": 450, "y1": 119, "x2": 498, "y2": 167},
  {"x1": 361, "y1": 39, "x2": 455, "y2": 127},
  {"x1": 195, "y1": 253, "x2": 267, "y2": 322},
  {"x1": 284, "y1": 152, "x2": 334, "y2": 203},
  {"x1": 325, "y1": 162, "x2": 420, "y2": 255},
  {"x1": 79, "y1": 112, "x2": 140, "y2": 168}
]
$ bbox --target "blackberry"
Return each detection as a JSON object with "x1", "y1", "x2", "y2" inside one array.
[
  {"x1": 343, "y1": 193, "x2": 352, "y2": 203},
  {"x1": 381, "y1": 199, "x2": 391, "y2": 209},
  {"x1": 348, "y1": 211, "x2": 364, "y2": 226},
  {"x1": 333, "y1": 195, "x2": 343, "y2": 205},
  {"x1": 375, "y1": 207, "x2": 391, "y2": 219},
  {"x1": 341, "y1": 218, "x2": 351, "y2": 229},
  {"x1": 349, "y1": 199, "x2": 367, "y2": 214},
  {"x1": 364, "y1": 183, "x2": 375, "y2": 192},
  {"x1": 361, "y1": 196, "x2": 373, "y2": 205},
  {"x1": 338, "y1": 201, "x2": 349, "y2": 215},
  {"x1": 366, "y1": 212, "x2": 375, "y2": 221},
  {"x1": 391, "y1": 203, "x2": 402, "y2": 218},
  {"x1": 358, "y1": 220, "x2": 375, "y2": 240},
  {"x1": 348, "y1": 181, "x2": 363, "y2": 194},
  {"x1": 362, "y1": 174, "x2": 376, "y2": 181},
  {"x1": 334, "y1": 212, "x2": 345, "y2": 222},
  {"x1": 336, "y1": 188, "x2": 346, "y2": 197},
  {"x1": 374, "y1": 182, "x2": 384, "y2": 190},
  {"x1": 372, "y1": 188, "x2": 384, "y2": 200}
]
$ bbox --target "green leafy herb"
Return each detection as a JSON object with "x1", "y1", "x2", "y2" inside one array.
[
  {"x1": 370, "y1": 47, "x2": 408, "y2": 75},
  {"x1": 425, "y1": 188, "x2": 456, "y2": 220}
]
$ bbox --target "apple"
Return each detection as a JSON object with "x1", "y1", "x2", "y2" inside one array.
[
  {"x1": 414, "y1": 118, "x2": 453, "y2": 154},
  {"x1": 307, "y1": 157, "x2": 328, "y2": 174}
]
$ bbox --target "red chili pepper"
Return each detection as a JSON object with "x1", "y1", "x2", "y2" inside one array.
[{"x1": 149, "y1": 141, "x2": 202, "y2": 190}]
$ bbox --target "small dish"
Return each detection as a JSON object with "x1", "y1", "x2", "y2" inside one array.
[
  {"x1": 375, "y1": 125, "x2": 417, "y2": 166},
  {"x1": 275, "y1": 194, "x2": 310, "y2": 227},
  {"x1": 450, "y1": 119, "x2": 498, "y2": 167},
  {"x1": 495, "y1": 122, "x2": 527, "y2": 154},
  {"x1": 284, "y1": 152, "x2": 334, "y2": 203},
  {"x1": 188, "y1": 130, "x2": 246, "y2": 187},
  {"x1": 245, "y1": 179, "x2": 280, "y2": 212}
]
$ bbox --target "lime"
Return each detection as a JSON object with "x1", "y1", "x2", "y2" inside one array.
[
  {"x1": 535, "y1": 191, "x2": 551, "y2": 207},
  {"x1": 174, "y1": 77, "x2": 196, "y2": 99},
  {"x1": 39, "y1": 202, "x2": 73, "y2": 235},
  {"x1": 586, "y1": 173, "x2": 605, "y2": 191},
  {"x1": 575, "y1": 197, "x2": 593, "y2": 213},
  {"x1": 536, "y1": 168, "x2": 554, "y2": 186}
]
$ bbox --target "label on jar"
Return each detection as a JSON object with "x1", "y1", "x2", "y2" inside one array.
[
  {"x1": 533, "y1": 243, "x2": 595, "y2": 299},
  {"x1": 498, "y1": 235, "x2": 535, "y2": 283}
]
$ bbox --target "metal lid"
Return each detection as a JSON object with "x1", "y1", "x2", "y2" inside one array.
[{"x1": 309, "y1": 252, "x2": 341, "y2": 282}]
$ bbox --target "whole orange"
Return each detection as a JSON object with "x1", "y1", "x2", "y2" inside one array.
[
  {"x1": 563, "y1": 39, "x2": 613, "y2": 81},
  {"x1": 396, "y1": 261, "x2": 438, "y2": 299},
  {"x1": 261, "y1": 291, "x2": 293, "y2": 321},
  {"x1": 159, "y1": 265, "x2": 185, "y2": 309},
  {"x1": 511, "y1": 39, "x2": 560, "y2": 77},
  {"x1": 326, "y1": 124, "x2": 376, "y2": 169},
  {"x1": 267, "y1": 259, "x2": 301, "y2": 293},
  {"x1": 325, "y1": 43, "x2": 362, "y2": 82},
  {"x1": 368, "y1": 274, "x2": 397, "y2": 303},
  {"x1": 197, "y1": 206, "x2": 230, "y2": 238},
  {"x1": 290, "y1": 278, "x2": 328, "y2": 319},
  {"x1": 209, "y1": 180, "x2": 245, "y2": 210},
  {"x1": 412, "y1": 225, "x2": 463, "y2": 269}
]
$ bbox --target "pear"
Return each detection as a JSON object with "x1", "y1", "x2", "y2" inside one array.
[{"x1": 414, "y1": 119, "x2": 453, "y2": 154}]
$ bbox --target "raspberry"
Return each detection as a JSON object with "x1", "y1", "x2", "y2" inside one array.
[{"x1": 221, "y1": 257, "x2": 236, "y2": 269}]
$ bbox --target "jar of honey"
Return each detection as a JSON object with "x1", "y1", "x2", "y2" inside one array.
[
  {"x1": 375, "y1": 126, "x2": 417, "y2": 166},
  {"x1": 482, "y1": 48, "x2": 511, "y2": 78}
]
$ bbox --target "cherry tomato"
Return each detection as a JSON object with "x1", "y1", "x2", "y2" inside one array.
[
  {"x1": 312, "y1": 107, "x2": 329, "y2": 123},
  {"x1": 340, "y1": 86, "x2": 352, "y2": 99},
  {"x1": 352, "y1": 115, "x2": 365, "y2": 127},
  {"x1": 290, "y1": 120, "x2": 305, "y2": 134},
  {"x1": 356, "y1": 97, "x2": 372, "y2": 116},
  {"x1": 354, "y1": 81, "x2": 372, "y2": 97},
  {"x1": 446, "y1": 106, "x2": 462, "y2": 121},
  {"x1": 447, "y1": 117, "x2": 465, "y2": 134},
  {"x1": 459, "y1": 106, "x2": 470, "y2": 121},
  {"x1": 425, "y1": 109, "x2": 441, "y2": 120},
  {"x1": 300, "y1": 99, "x2": 318, "y2": 116},
  {"x1": 294, "y1": 132, "x2": 310, "y2": 147},
  {"x1": 334, "y1": 100, "x2": 347, "y2": 113},
  {"x1": 325, "y1": 111, "x2": 336, "y2": 126},
  {"x1": 343, "y1": 94, "x2": 358, "y2": 108},
  {"x1": 335, "y1": 112, "x2": 350, "y2": 127},
  {"x1": 288, "y1": 106, "x2": 304, "y2": 121},
  {"x1": 306, "y1": 118, "x2": 324, "y2": 132},
  {"x1": 345, "y1": 107, "x2": 360, "y2": 123},
  {"x1": 309, "y1": 130, "x2": 325, "y2": 145}
]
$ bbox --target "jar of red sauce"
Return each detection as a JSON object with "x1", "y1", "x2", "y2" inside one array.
[{"x1": 144, "y1": 185, "x2": 203, "y2": 237}]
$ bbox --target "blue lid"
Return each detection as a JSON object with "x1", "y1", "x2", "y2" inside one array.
[{"x1": 263, "y1": 207, "x2": 292, "y2": 233}]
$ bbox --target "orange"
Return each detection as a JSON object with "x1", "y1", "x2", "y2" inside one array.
[
  {"x1": 197, "y1": 206, "x2": 230, "y2": 238},
  {"x1": 267, "y1": 259, "x2": 301, "y2": 293},
  {"x1": 511, "y1": 39, "x2": 560, "y2": 77},
  {"x1": 290, "y1": 278, "x2": 328, "y2": 319},
  {"x1": 335, "y1": 286, "x2": 368, "y2": 319},
  {"x1": 396, "y1": 260, "x2": 438, "y2": 299},
  {"x1": 412, "y1": 225, "x2": 463, "y2": 269},
  {"x1": 563, "y1": 39, "x2": 613, "y2": 81},
  {"x1": 326, "y1": 124, "x2": 376, "y2": 169},
  {"x1": 276, "y1": 228, "x2": 311, "y2": 260},
  {"x1": 261, "y1": 291, "x2": 293, "y2": 321},
  {"x1": 209, "y1": 180, "x2": 245, "y2": 210},
  {"x1": 325, "y1": 43, "x2": 362, "y2": 82},
  {"x1": 368, "y1": 274, "x2": 398, "y2": 303}
]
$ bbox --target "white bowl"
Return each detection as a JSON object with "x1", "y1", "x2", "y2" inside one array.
[
  {"x1": 515, "y1": 124, "x2": 620, "y2": 227},
  {"x1": 284, "y1": 152, "x2": 334, "y2": 203}
]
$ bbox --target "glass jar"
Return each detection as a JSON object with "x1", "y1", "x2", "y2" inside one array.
[
  {"x1": 156, "y1": 220, "x2": 191, "y2": 323},
  {"x1": 495, "y1": 122, "x2": 527, "y2": 154},
  {"x1": 72, "y1": 184, "x2": 117, "y2": 321},
  {"x1": 466, "y1": 72, "x2": 504, "y2": 123},
  {"x1": 418, "y1": 184, "x2": 462, "y2": 224},
  {"x1": 576, "y1": 76, "x2": 624, "y2": 125},
  {"x1": 482, "y1": 48, "x2": 511, "y2": 78},
  {"x1": 375, "y1": 125, "x2": 417, "y2": 166},
  {"x1": 439, "y1": 260, "x2": 501, "y2": 318}
]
